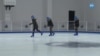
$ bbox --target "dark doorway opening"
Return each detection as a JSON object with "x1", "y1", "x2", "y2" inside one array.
[{"x1": 69, "y1": 10, "x2": 75, "y2": 30}]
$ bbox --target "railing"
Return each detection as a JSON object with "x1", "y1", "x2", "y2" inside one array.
[{"x1": 1, "y1": 21, "x2": 100, "y2": 32}]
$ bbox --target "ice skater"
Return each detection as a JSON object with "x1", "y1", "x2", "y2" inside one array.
[
  {"x1": 74, "y1": 16, "x2": 79, "y2": 36},
  {"x1": 29, "y1": 15, "x2": 43, "y2": 37},
  {"x1": 46, "y1": 17, "x2": 55, "y2": 36}
]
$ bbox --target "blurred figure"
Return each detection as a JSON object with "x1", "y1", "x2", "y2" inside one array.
[
  {"x1": 29, "y1": 15, "x2": 43, "y2": 37},
  {"x1": 46, "y1": 17, "x2": 55, "y2": 36},
  {"x1": 74, "y1": 16, "x2": 79, "y2": 36}
]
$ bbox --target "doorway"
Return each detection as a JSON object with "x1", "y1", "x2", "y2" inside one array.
[{"x1": 68, "y1": 10, "x2": 75, "y2": 30}]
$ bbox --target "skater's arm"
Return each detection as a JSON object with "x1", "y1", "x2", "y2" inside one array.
[{"x1": 29, "y1": 23, "x2": 33, "y2": 25}]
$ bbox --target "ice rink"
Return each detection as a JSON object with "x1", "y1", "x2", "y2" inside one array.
[{"x1": 0, "y1": 32, "x2": 100, "y2": 56}]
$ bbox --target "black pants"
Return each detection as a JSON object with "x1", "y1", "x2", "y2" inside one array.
[
  {"x1": 49, "y1": 26, "x2": 54, "y2": 35},
  {"x1": 75, "y1": 27, "x2": 78, "y2": 34},
  {"x1": 32, "y1": 27, "x2": 41, "y2": 35}
]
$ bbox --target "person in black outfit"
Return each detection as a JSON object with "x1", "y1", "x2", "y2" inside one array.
[
  {"x1": 74, "y1": 16, "x2": 79, "y2": 36},
  {"x1": 29, "y1": 15, "x2": 43, "y2": 37},
  {"x1": 47, "y1": 17, "x2": 55, "y2": 36}
]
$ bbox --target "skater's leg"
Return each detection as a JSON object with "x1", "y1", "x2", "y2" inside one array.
[
  {"x1": 49, "y1": 26, "x2": 53, "y2": 36},
  {"x1": 36, "y1": 28, "x2": 43, "y2": 35},
  {"x1": 49, "y1": 26, "x2": 52, "y2": 36},
  {"x1": 76, "y1": 28, "x2": 78, "y2": 35},
  {"x1": 31, "y1": 27, "x2": 35, "y2": 37},
  {"x1": 74, "y1": 27, "x2": 78, "y2": 35},
  {"x1": 50, "y1": 26, "x2": 55, "y2": 36}
]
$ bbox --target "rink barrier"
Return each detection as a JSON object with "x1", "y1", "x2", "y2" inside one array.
[{"x1": 0, "y1": 31, "x2": 100, "y2": 34}]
